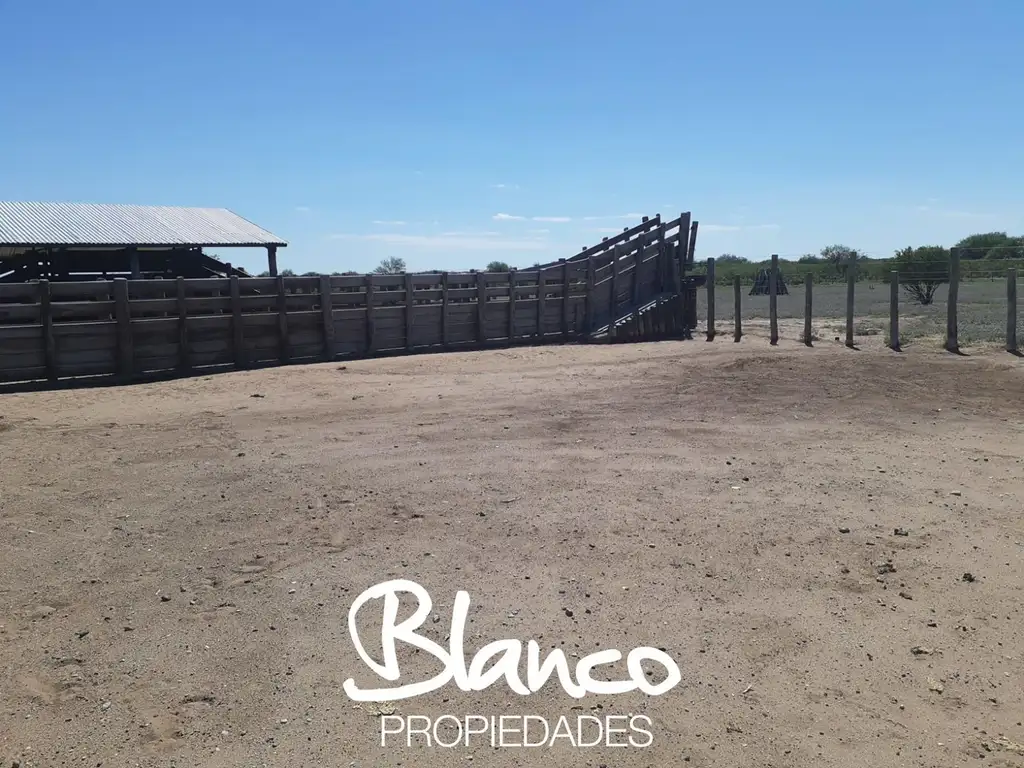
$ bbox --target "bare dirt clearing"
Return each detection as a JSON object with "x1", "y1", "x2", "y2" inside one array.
[{"x1": 2, "y1": 340, "x2": 1023, "y2": 767}]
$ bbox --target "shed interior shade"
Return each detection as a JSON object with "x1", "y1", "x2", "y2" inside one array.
[{"x1": 0, "y1": 201, "x2": 287, "y2": 247}]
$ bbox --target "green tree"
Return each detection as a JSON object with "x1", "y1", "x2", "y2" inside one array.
[
  {"x1": 797, "y1": 254, "x2": 822, "y2": 263},
  {"x1": 486, "y1": 261, "x2": 511, "y2": 272},
  {"x1": 716, "y1": 254, "x2": 748, "y2": 263},
  {"x1": 373, "y1": 257, "x2": 406, "y2": 275},
  {"x1": 893, "y1": 245, "x2": 949, "y2": 305},
  {"x1": 820, "y1": 244, "x2": 866, "y2": 277},
  {"x1": 954, "y1": 232, "x2": 1024, "y2": 260}
]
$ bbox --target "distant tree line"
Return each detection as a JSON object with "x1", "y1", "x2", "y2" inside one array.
[
  {"x1": 710, "y1": 232, "x2": 1024, "y2": 306},
  {"x1": 253, "y1": 231, "x2": 1022, "y2": 309}
]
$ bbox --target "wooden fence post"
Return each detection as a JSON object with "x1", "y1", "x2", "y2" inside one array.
[
  {"x1": 113, "y1": 278, "x2": 133, "y2": 379},
  {"x1": 365, "y1": 274, "x2": 376, "y2": 354},
  {"x1": 583, "y1": 257, "x2": 596, "y2": 337},
  {"x1": 803, "y1": 273, "x2": 813, "y2": 346},
  {"x1": 276, "y1": 275, "x2": 290, "y2": 363},
  {"x1": 405, "y1": 273, "x2": 415, "y2": 351},
  {"x1": 320, "y1": 274, "x2": 335, "y2": 361},
  {"x1": 507, "y1": 270, "x2": 517, "y2": 343},
  {"x1": 945, "y1": 247, "x2": 960, "y2": 352},
  {"x1": 176, "y1": 277, "x2": 190, "y2": 372},
  {"x1": 1007, "y1": 268, "x2": 1017, "y2": 353},
  {"x1": 705, "y1": 257, "x2": 715, "y2": 341},
  {"x1": 769, "y1": 254, "x2": 779, "y2": 345},
  {"x1": 536, "y1": 268, "x2": 546, "y2": 339},
  {"x1": 610, "y1": 250, "x2": 623, "y2": 340},
  {"x1": 845, "y1": 257, "x2": 856, "y2": 348},
  {"x1": 38, "y1": 280, "x2": 56, "y2": 381},
  {"x1": 733, "y1": 275, "x2": 742, "y2": 342},
  {"x1": 889, "y1": 271, "x2": 900, "y2": 351},
  {"x1": 441, "y1": 272, "x2": 450, "y2": 348},
  {"x1": 230, "y1": 275, "x2": 245, "y2": 368},
  {"x1": 687, "y1": 221, "x2": 699, "y2": 265},
  {"x1": 560, "y1": 259, "x2": 570, "y2": 339},
  {"x1": 632, "y1": 238, "x2": 643, "y2": 306},
  {"x1": 476, "y1": 272, "x2": 487, "y2": 343}
]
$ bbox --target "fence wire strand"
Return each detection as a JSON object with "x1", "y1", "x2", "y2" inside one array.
[{"x1": 692, "y1": 262, "x2": 1019, "y2": 348}]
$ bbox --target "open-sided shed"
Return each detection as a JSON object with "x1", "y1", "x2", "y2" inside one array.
[{"x1": 0, "y1": 201, "x2": 287, "y2": 282}]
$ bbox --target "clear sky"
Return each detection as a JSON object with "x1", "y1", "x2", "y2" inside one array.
[{"x1": 3, "y1": 0, "x2": 1022, "y2": 274}]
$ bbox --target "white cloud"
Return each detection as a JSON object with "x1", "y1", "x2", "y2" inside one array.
[
  {"x1": 294, "y1": 206, "x2": 311, "y2": 213},
  {"x1": 526, "y1": 228, "x2": 549, "y2": 234},
  {"x1": 493, "y1": 213, "x2": 572, "y2": 222},
  {"x1": 329, "y1": 232, "x2": 549, "y2": 251},
  {"x1": 915, "y1": 205, "x2": 993, "y2": 219},
  {"x1": 582, "y1": 213, "x2": 647, "y2": 221},
  {"x1": 439, "y1": 230, "x2": 500, "y2": 237},
  {"x1": 490, "y1": 183, "x2": 520, "y2": 190},
  {"x1": 372, "y1": 220, "x2": 407, "y2": 226},
  {"x1": 701, "y1": 223, "x2": 780, "y2": 232}
]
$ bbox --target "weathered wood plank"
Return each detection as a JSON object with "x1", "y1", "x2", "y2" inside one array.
[
  {"x1": 0, "y1": 365, "x2": 48, "y2": 383},
  {"x1": 230, "y1": 276, "x2": 245, "y2": 368},
  {"x1": 507, "y1": 272, "x2": 517, "y2": 342},
  {"x1": 276, "y1": 276, "x2": 290, "y2": 363},
  {"x1": 319, "y1": 275, "x2": 336, "y2": 361},
  {"x1": 0, "y1": 283, "x2": 41, "y2": 300},
  {"x1": 113, "y1": 279, "x2": 133, "y2": 378},
  {"x1": 37, "y1": 281, "x2": 56, "y2": 380},
  {"x1": 176, "y1": 277, "x2": 190, "y2": 372},
  {"x1": 0, "y1": 303, "x2": 41, "y2": 324},
  {"x1": 476, "y1": 273, "x2": 486, "y2": 342},
  {"x1": 365, "y1": 275, "x2": 376, "y2": 353}
]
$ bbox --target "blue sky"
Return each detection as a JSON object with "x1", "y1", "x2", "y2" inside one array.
[{"x1": 3, "y1": 0, "x2": 1023, "y2": 274}]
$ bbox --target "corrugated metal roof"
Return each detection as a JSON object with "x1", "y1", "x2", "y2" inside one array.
[{"x1": 0, "y1": 201, "x2": 287, "y2": 248}]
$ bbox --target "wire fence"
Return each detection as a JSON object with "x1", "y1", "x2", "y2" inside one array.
[{"x1": 690, "y1": 253, "x2": 1020, "y2": 350}]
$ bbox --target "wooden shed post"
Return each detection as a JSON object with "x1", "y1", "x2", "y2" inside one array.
[
  {"x1": 128, "y1": 247, "x2": 141, "y2": 279},
  {"x1": 267, "y1": 246, "x2": 279, "y2": 277}
]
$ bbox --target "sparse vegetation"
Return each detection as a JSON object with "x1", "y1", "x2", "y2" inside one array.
[
  {"x1": 373, "y1": 257, "x2": 406, "y2": 275},
  {"x1": 893, "y1": 245, "x2": 949, "y2": 306}
]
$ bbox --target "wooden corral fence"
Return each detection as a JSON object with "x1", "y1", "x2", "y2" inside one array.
[
  {"x1": 704, "y1": 251, "x2": 1020, "y2": 353},
  {"x1": 0, "y1": 214, "x2": 700, "y2": 385}
]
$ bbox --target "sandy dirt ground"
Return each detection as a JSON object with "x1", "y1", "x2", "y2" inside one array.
[{"x1": 2, "y1": 337, "x2": 1023, "y2": 767}]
